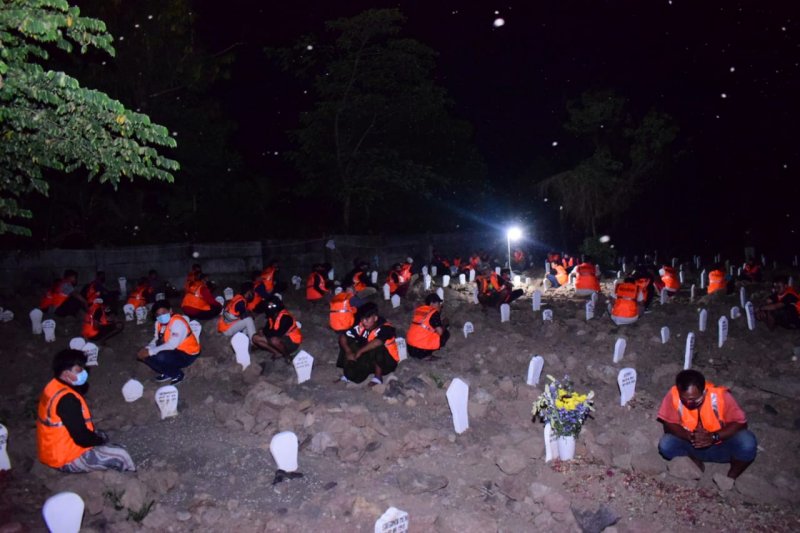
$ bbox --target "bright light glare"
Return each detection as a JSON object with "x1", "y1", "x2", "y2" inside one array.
[{"x1": 507, "y1": 227, "x2": 523, "y2": 241}]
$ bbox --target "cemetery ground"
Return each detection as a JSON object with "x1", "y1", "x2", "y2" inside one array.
[{"x1": 1, "y1": 274, "x2": 800, "y2": 532}]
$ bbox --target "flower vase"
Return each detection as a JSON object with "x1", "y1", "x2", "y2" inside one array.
[{"x1": 557, "y1": 435, "x2": 576, "y2": 460}]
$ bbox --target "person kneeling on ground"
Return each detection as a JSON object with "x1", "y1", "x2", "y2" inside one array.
[
  {"x1": 756, "y1": 275, "x2": 800, "y2": 330},
  {"x1": 252, "y1": 296, "x2": 302, "y2": 361},
  {"x1": 573, "y1": 257, "x2": 601, "y2": 296},
  {"x1": 657, "y1": 369, "x2": 756, "y2": 479},
  {"x1": 407, "y1": 293, "x2": 450, "y2": 359},
  {"x1": 217, "y1": 282, "x2": 257, "y2": 339},
  {"x1": 136, "y1": 300, "x2": 201, "y2": 385},
  {"x1": 337, "y1": 303, "x2": 399, "y2": 385},
  {"x1": 37, "y1": 349, "x2": 135, "y2": 473},
  {"x1": 82, "y1": 298, "x2": 123, "y2": 342}
]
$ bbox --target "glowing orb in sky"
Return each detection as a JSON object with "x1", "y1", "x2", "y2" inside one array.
[
  {"x1": 599, "y1": 235, "x2": 611, "y2": 243},
  {"x1": 493, "y1": 18, "x2": 505, "y2": 28}
]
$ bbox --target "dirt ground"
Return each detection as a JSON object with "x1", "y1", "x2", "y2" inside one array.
[{"x1": 1, "y1": 266, "x2": 799, "y2": 532}]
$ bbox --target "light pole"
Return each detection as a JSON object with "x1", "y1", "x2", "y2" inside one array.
[{"x1": 506, "y1": 226, "x2": 523, "y2": 276}]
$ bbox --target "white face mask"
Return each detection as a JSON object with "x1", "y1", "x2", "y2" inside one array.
[{"x1": 156, "y1": 313, "x2": 171, "y2": 325}]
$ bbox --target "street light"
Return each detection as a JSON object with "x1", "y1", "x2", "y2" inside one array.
[{"x1": 506, "y1": 226, "x2": 523, "y2": 275}]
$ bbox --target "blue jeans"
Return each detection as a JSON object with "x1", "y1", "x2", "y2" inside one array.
[
  {"x1": 658, "y1": 430, "x2": 757, "y2": 463},
  {"x1": 546, "y1": 274, "x2": 561, "y2": 287},
  {"x1": 143, "y1": 350, "x2": 197, "y2": 379}
]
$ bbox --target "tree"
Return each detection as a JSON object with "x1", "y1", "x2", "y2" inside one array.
[
  {"x1": 0, "y1": 0, "x2": 179, "y2": 236},
  {"x1": 271, "y1": 8, "x2": 484, "y2": 231},
  {"x1": 537, "y1": 90, "x2": 678, "y2": 237}
]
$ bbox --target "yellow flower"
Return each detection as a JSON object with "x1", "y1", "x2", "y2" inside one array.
[
  {"x1": 115, "y1": 114, "x2": 126, "y2": 125},
  {"x1": 66, "y1": 16, "x2": 73, "y2": 28}
]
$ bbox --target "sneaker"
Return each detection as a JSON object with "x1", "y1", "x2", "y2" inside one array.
[
  {"x1": 169, "y1": 374, "x2": 185, "y2": 385},
  {"x1": 154, "y1": 374, "x2": 171, "y2": 383},
  {"x1": 339, "y1": 375, "x2": 351, "y2": 383},
  {"x1": 369, "y1": 376, "x2": 382, "y2": 386}
]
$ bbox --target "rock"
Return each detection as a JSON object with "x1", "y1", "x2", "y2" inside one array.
[
  {"x1": 120, "y1": 477, "x2": 149, "y2": 511},
  {"x1": 529, "y1": 482, "x2": 550, "y2": 502},
  {"x1": 141, "y1": 504, "x2": 172, "y2": 530},
  {"x1": 496, "y1": 447, "x2": 527, "y2": 475},
  {"x1": 176, "y1": 511, "x2": 192, "y2": 522},
  {"x1": 383, "y1": 380, "x2": 405, "y2": 399},
  {"x1": 469, "y1": 401, "x2": 488, "y2": 419},
  {"x1": 533, "y1": 510, "x2": 556, "y2": 529},
  {"x1": 666, "y1": 457, "x2": 702, "y2": 480},
  {"x1": 735, "y1": 472, "x2": 782, "y2": 504},
  {"x1": 496, "y1": 476, "x2": 528, "y2": 501},
  {"x1": 310, "y1": 432, "x2": 337, "y2": 455},
  {"x1": 611, "y1": 453, "x2": 631, "y2": 470},
  {"x1": 434, "y1": 511, "x2": 498, "y2": 532},
  {"x1": 473, "y1": 388, "x2": 494, "y2": 404},
  {"x1": 571, "y1": 503, "x2": 620, "y2": 533},
  {"x1": 585, "y1": 363, "x2": 618, "y2": 385},
  {"x1": 543, "y1": 492, "x2": 570, "y2": 514},
  {"x1": 337, "y1": 427, "x2": 367, "y2": 462},
  {"x1": 630, "y1": 451, "x2": 666, "y2": 475},
  {"x1": 396, "y1": 469, "x2": 448, "y2": 494},
  {"x1": 713, "y1": 473, "x2": 735, "y2": 491},
  {"x1": 405, "y1": 376, "x2": 428, "y2": 393},
  {"x1": 241, "y1": 362, "x2": 262, "y2": 384},
  {"x1": 351, "y1": 496, "x2": 381, "y2": 518},
  {"x1": 138, "y1": 469, "x2": 179, "y2": 495}
]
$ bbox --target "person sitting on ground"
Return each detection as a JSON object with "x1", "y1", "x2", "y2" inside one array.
[
  {"x1": 126, "y1": 277, "x2": 152, "y2": 312},
  {"x1": 217, "y1": 283, "x2": 257, "y2": 339},
  {"x1": 181, "y1": 272, "x2": 222, "y2": 320},
  {"x1": 81, "y1": 298, "x2": 123, "y2": 342},
  {"x1": 337, "y1": 303, "x2": 399, "y2": 385},
  {"x1": 610, "y1": 276, "x2": 640, "y2": 325},
  {"x1": 657, "y1": 369, "x2": 757, "y2": 479},
  {"x1": 329, "y1": 285, "x2": 362, "y2": 333},
  {"x1": 146, "y1": 269, "x2": 179, "y2": 301},
  {"x1": 476, "y1": 265, "x2": 503, "y2": 307},
  {"x1": 407, "y1": 293, "x2": 450, "y2": 359},
  {"x1": 498, "y1": 268, "x2": 524, "y2": 303},
  {"x1": 545, "y1": 261, "x2": 569, "y2": 290},
  {"x1": 740, "y1": 259, "x2": 762, "y2": 283},
  {"x1": 259, "y1": 260, "x2": 286, "y2": 294},
  {"x1": 305, "y1": 263, "x2": 330, "y2": 302},
  {"x1": 136, "y1": 300, "x2": 201, "y2": 385},
  {"x1": 632, "y1": 265, "x2": 657, "y2": 309},
  {"x1": 387, "y1": 263, "x2": 411, "y2": 298},
  {"x1": 345, "y1": 260, "x2": 376, "y2": 297},
  {"x1": 756, "y1": 275, "x2": 800, "y2": 330},
  {"x1": 39, "y1": 270, "x2": 88, "y2": 317},
  {"x1": 707, "y1": 263, "x2": 734, "y2": 295},
  {"x1": 252, "y1": 296, "x2": 302, "y2": 361},
  {"x1": 511, "y1": 248, "x2": 527, "y2": 271},
  {"x1": 400, "y1": 257, "x2": 414, "y2": 280},
  {"x1": 561, "y1": 253, "x2": 576, "y2": 272},
  {"x1": 37, "y1": 349, "x2": 135, "y2": 473},
  {"x1": 82, "y1": 271, "x2": 119, "y2": 311},
  {"x1": 659, "y1": 265, "x2": 681, "y2": 295},
  {"x1": 183, "y1": 263, "x2": 203, "y2": 293},
  {"x1": 574, "y1": 256, "x2": 601, "y2": 296}
]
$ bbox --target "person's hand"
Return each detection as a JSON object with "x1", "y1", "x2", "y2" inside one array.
[
  {"x1": 690, "y1": 429, "x2": 713, "y2": 448},
  {"x1": 136, "y1": 348, "x2": 150, "y2": 360}
]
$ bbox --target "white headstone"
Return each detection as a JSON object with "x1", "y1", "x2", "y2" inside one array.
[
  {"x1": 374, "y1": 506, "x2": 409, "y2": 533},
  {"x1": 383, "y1": 283, "x2": 391, "y2": 301},
  {"x1": 82, "y1": 342, "x2": 99, "y2": 367},
  {"x1": 42, "y1": 491, "x2": 84, "y2": 533},
  {"x1": 0, "y1": 308, "x2": 13, "y2": 322},
  {"x1": 214, "y1": 295, "x2": 225, "y2": 308},
  {"x1": 68, "y1": 337, "x2": 86, "y2": 350},
  {"x1": 135, "y1": 305, "x2": 148, "y2": 325},
  {"x1": 0, "y1": 424, "x2": 10, "y2": 471},
  {"x1": 738, "y1": 286, "x2": 746, "y2": 309},
  {"x1": 469, "y1": 269, "x2": 476, "y2": 282},
  {"x1": 544, "y1": 261, "x2": 551, "y2": 274},
  {"x1": 422, "y1": 266, "x2": 429, "y2": 277},
  {"x1": 274, "y1": 293, "x2": 282, "y2": 301},
  {"x1": 292, "y1": 350, "x2": 314, "y2": 384},
  {"x1": 660, "y1": 287, "x2": 669, "y2": 305},
  {"x1": 532, "y1": 290, "x2": 542, "y2": 311},
  {"x1": 690, "y1": 284, "x2": 696, "y2": 302},
  {"x1": 396, "y1": 337, "x2": 408, "y2": 361},
  {"x1": 423, "y1": 274, "x2": 432, "y2": 290},
  {"x1": 42, "y1": 319, "x2": 56, "y2": 342},
  {"x1": 679, "y1": 271, "x2": 685, "y2": 284},
  {"x1": 617, "y1": 270, "x2": 622, "y2": 280},
  {"x1": 463, "y1": 321, "x2": 474, "y2": 338},
  {"x1": 327, "y1": 268, "x2": 335, "y2": 281},
  {"x1": 269, "y1": 431, "x2": 299, "y2": 472},
  {"x1": 613, "y1": 338, "x2": 626, "y2": 363},
  {"x1": 500, "y1": 303, "x2": 510, "y2": 323},
  {"x1": 436, "y1": 288, "x2": 444, "y2": 301},
  {"x1": 155, "y1": 292, "x2": 165, "y2": 301},
  {"x1": 618, "y1": 368, "x2": 637, "y2": 406},
  {"x1": 585, "y1": 300, "x2": 595, "y2": 321},
  {"x1": 542, "y1": 309, "x2": 553, "y2": 322},
  {"x1": 698, "y1": 309, "x2": 708, "y2": 332},
  {"x1": 334, "y1": 286, "x2": 343, "y2": 295},
  {"x1": 622, "y1": 262, "x2": 627, "y2": 273},
  {"x1": 526, "y1": 355, "x2": 544, "y2": 386},
  {"x1": 544, "y1": 422, "x2": 558, "y2": 462},
  {"x1": 155, "y1": 385, "x2": 179, "y2": 419},
  {"x1": 431, "y1": 266, "x2": 437, "y2": 277},
  {"x1": 591, "y1": 291, "x2": 598, "y2": 306},
  {"x1": 730, "y1": 306, "x2": 741, "y2": 320},
  {"x1": 446, "y1": 378, "x2": 469, "y2": 434},
  {"x1": 389, "y1": 294, "x2": 401, "y2": 309},
  {"x1": 30, "y1": 308, "x2": 43, "y2": 335},
  {"x1": 325, "y1": 239, "x2": 335, "y2": 250},
  {"x1": 494, "y1": 266, "x2": 501, "y2": 275},
  {"x1": 737, "y1": 267, "x2": 742, "y2": 277},
  {"x1": 661, "y1": 326, "x2": 670, "y2": 344},
  {"x1": 442, "y1": 275, "x2": 451, "y2": 288},
  {"x1": 123, "y1": 303, "x2": 135, "y2": 322},
  {"x1": 117, "y1": 277, "x2": 127, "y2": 296},
  {"x1": 189, "y1": 320, "x2": 202, "y2": 341},
  {"x1": 513, "y1": 275, "x2": 521, "y2": 286},
  {"x1": 745, "y1": 301, "x2": 756, "y2": 330},
  {"x1": 459, "y1": 273, "x2": 466, "y2": 285},
  {"x1": 684, "y1": 333, "x2": 695, "y2": 370},
  {"x1": 121, "y1": 379, "x2": 144, "y2": 402},
  {"x1": 672, "y1": 257, "x2": 678, "y2": 267},
  {"x1": 220, "y1": 287, "x2": 233, "y2": 302},
  {"x1": 471, "y1": 286, "x2": 479, "y2": 304},
  {"x1": 231, "y1": 332, "x2": 251, "y2": 370},
  {"x1": 718, "y1": 316, "x2": 729, "y2": 348},
  {"x1": 371, "y1": 271, "x2": 378, "y2": 285},
  {"x1": 700, "y1": 269, "x2": 706, "y2": 289}
]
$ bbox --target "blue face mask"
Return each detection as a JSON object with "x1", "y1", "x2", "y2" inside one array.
[
  {"x1": 156, "y1": 314, "x2": 171, "y2": 325},
  {"x1": 71, "y1": 369, "x2": 88, "y2": 386}
]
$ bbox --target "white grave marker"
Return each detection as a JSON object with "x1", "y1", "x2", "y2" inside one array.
[
  {"x1": 155, "y1": 292, "x2": 165, "y2": 301},
  {"x1": 718, "y1": 316, "x2": 728, "y2": 348},
  {"x1": 513, "y1": 275, "x2": 521, "y2": 286},
  {"x1": 155, "y1": 385, "x2": 179, "y2": 419},
  {"x1": 395, "y1": 337, "x2": 408, "y2": 361},
  {"x1": 189, "y1": 320, "x2": 202, "y2": 341},
  {"x1": 231, "y1": 332, "x2": 251, "y2": 370},
  {"x1": 679, "y1": 271, "x2": 685, "y2": 284},
  {"x1": 30, "y1": 308, "x2": 43, "y2": 335},
  {"x1": 292, "y1": 350, "x2": 314, "y2": 384},
  {"x1": 123, "y1": 303, "x2": 135, "y2": 321},
  {"x1": 118, "y1": 277, "x2": 127, "y2": 296},
  {"x1": 660, "y1": 287, "x2": 669, "y2": 305},
  {"x1": 532, "y1": 290, "x2": 542, "y2": 311},
  {"x1": 371, "y1": 271, "x2": 378, "y2": 285},
  {"x1": 463, "y1": 321, "x2": 474, "y2": 338},
  {"x1": 224, "y1": 287, "x2": 234, "y2": 300},
  {"x1": 436, "y1": 288, "x2": 444, "y2": 301},
  {"x1": 423, "y1": 274, "x2": 431, "y2": 290},
  {"x1": 672, "y1": 257, "x2": 678, "y2": 267},
  {"x1": 442, "y1": 274, "x2": 451, "y2": 288},
  {"x1": 274, "y1": 293, "x2": 283, "y2": 301},
  {"x1": 613, "y1": 338, "x2": 626, "y2": 363},
  {"x1": 431, "y1": 266, "x2": 437, "y2": 277},
  {"x1": 690, "y1": 284, "x2": 696, "y2": 302},
  {"x1": 740, "y1": 287, "x2": 746, "y2": 308},
  {"x1": 661, "y1": 326, "x2": 670, "y2": 344},
  {"x1": 135, "y1": 306, "x2": 148, "y2": 325},
  {"x1": 214, "y1": 295, "x2": 225, "y2": 308},
  {"x1": 391, "y1": 294, "x2": 401, "y2": 309},
  {"x1": 591, "y1": 291, "x2": 598, "y2": 306},
  {"x1": 730, "y1": 306, "x2": 741, "y2": 319},
  {"x1": 618, "y1": 368, "x2": 637, "y2": 406},
  {"x1": 42, "y1": 319, "x2": 56, "y2": 342},
  {"x1": 422, "y1": 266, "x2": 428, "y2": 277},
  {"x1": 544, "y1": 422, "x2": 559, "y2": 462},
  {"x1": 542, "y1": 309, "x2": 553, "y2": 322},
  {"x1": 585, "y1": 300, "x2": 595, "y2": 321},
  {"x1": 382, "y1": 283, "x2": 391, "y2": 301},
  {"x1": 446, "y1": 378, "x2": 469, "y2": 434},
  {"x1": 494, "y1": 266, "x2": 501, "y2": 275},
  {"x1": 68, "y1": 337, "x2": 86, "y2": 350},
  {"x1": 617, "y1": 270, "x2": 622, "y2": 280},
  {"x1": 700, "y1": 269, "x2": 706, "y2": 289},
  {"x1": 469, "y1": 269, "x2": 476, "y2": 282},
  {"x1": 526, "y1": 355, "x2": 544, "y2": 386},
  {"x1": 500, "y1": 303, "x2": 510, "y2": 323},
  {"x1": 42, "y1": 492, "x2": 84, "y2": 533},
  {"x1": 745, "y1": 301, "x2": 755, "y2": 330},
  {"x1": 121, "y1": 379, "x2": 144, "y2": 402},
  {"x1": 327, "y1": 268, "x2": 335, "y2": 281},
  {"x1": 270, "y1": 431, "x2": 299, "y2": 472},
  {"x1": 684, "y1": 333, "x2": 695, "y2": 370},
  {"x1": 544, "y1": 261, "x2": 551, "y2": 274},
  {"x1": 82, "y1": 342, "x2": 99, "y2": 367},
  {"x1": 0, "y1": 424, "x2": 10, "y2": 470},
  {"x1": 459, "y1": 273, "x2": 466, "y2": 285},
  {"x1": 334, "y1": 287, "x2": 343, "y2": 295},
  {"x1": 699, "y1": 308, "x2": 708, "y2": 332},
  {"x1": 471, "y1": 286, "x2": 479, "y2": 304},
  {"x1": 0, "y1": 308, "x2": 12, "y2": 322},
  {"x1": 374, "y1": 506, "x2": 409, "y2": 533}
]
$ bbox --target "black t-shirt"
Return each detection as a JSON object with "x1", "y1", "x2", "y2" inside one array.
[
  {"x1": 372, "y1": 318, "x2": 396, "y2": 341},
  {"x1": 774, "y1": 291, "x2": 799, "y2": 313},
  {"x1": 55, "y1": 391, "x2": 105, "y2": 448},
  {"x1": 428, "y1": 310, "x2": 443, "y2": 329},
  {"x1": 344, "y1": 325, "x2": 369, "y2": 346}
]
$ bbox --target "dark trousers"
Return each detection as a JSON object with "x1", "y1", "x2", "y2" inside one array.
[
  {"x1": 408, "y1": 329, "x2": 449, "y2": 359},
  {"x1": 338, "y1": 339, "x2": 397, "y2": 383},
  {"x1": 52, "y1": 297, "x2": 84, "y2": 317},
  {"x1": 142, "y1": 350, "x2": 197, "y2": 378},
  {"x1": 183, "y1": 303, "x2": 222, "y2": 320}
]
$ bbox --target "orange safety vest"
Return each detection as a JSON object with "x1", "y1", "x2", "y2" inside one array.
[
  {"x1": 84, "y1": 281, "x2": 101, "y2": 304},
  {"x1": 407, "y1": 305, "x2": 441, "y2": 351},
  {"x1": 387, "y1": 271, "x2": 402, "y2": 294},
  {"x1": 368, "y1": 321, "x2": 399, "y2": 362},
  {"x1": 157, "y1": 314, "x2": 201, "y2": 355},
  {"x1": 305, "y1": 272, "x2": 328, "y2": 301},
  {"x1": 635, "y1": 278, "x2": 650, "y2": 301},
  {"x1": 259, "y1": 267, "x2": 277, "y2": 293},
  {"x1": 127, "y1": 286, "x2": 148, "y2": 308},
  {"x1": 181, "y1": 280, "x2": 211, "y2": 311},
  {"x1": 778, "y1": 287, "x2": 800, "y2": 315},
  {"x1": 37, "y1": 379, "x2": 95, "y2": 468},
  {"x1": 707, "y1": 270, "x2": 726, "y2": 294},
  {"x1": 575, "y1": 263, "x2": 600, "y2": 291},
  {"x1": 352, "y1": 271, "x2": 367, "y2": 292},
  {"x1": 661, "y1": 266, "x2": 680, "y2": 291},
  {"x1": 329, "y1": 293, "x2": 356, "y2": 331},
  {"x1": 452, "y1": 257, "x2": 461, "y2": 268},
  {"x1": 81, "y1": 301, "x2": 109, "y2": 339},
  {"x1": 40, "y1": 279, "x2": 71, "y2": 309},
  {"x1": 269, "y1": 309, "x2": 302, "y2": 344},
  {"x1": 612, "y1": 282, "x2": 639, "y2": 318},
  {"x1": 400, "y1": 263, "x2": 413, "y2": 280},
  {"x1": 554, "y1": 265, "x2": 568, "y2": 286},
  {"x1": 183, "y1": 271, "x2": 198, "y2": 293},
  {"x1": 669, "y1": 383, "x2": 728, "y2": 433},
  {"x1": 513, "y1": 250, "x2": 525, "y2": 263},
  {"x1": 561, "y1": 256, "x2": 575, "y2": 269},
  {"x1": 217, "y1": 295, "x2": 245, "y2": 333}
]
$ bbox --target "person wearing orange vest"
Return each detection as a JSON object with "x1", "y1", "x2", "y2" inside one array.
[
  {"x1": 345, "y1": 261, "x2": 376, "y2": 297},
  {"x1": 252, "y1": 296, "x2": 302, "y2": 361},
  {"x1": 82, "y1": 298, "x2": 123, "y2": 342},
  {"x1": 756, "y1": 276, "x2": 800, "y2": 330},
  {"x1": 545, "y1": 261, "x2": 569, "y2": 289},
  {"x1": 511, "y1": 248, "x2": 527, "y2": 271},
  {"x1": 740, "y1": 259, "x2": 762, "y2": 283},
  {"x1": 217, "y1": 283, "x2": 257, "y2": 339},
  {"x1": 631, "y1": 265, "x2": 658, "y2": 309},
  {"x1": 659, "y1": 265, "x2": 681, "y2": 294},
  {"x1": 707, "y1": 264, "x2": 731, "y2": 295},
  {"x1": 183, "y1": 263, "x2": 203, "y2": 293},
  {"x1": 561, "y1": 254, "x2": 575, "y2": 271},
  {"x1": 37, "y1": 349, "x2": 135, "y2": 473},
  {"x1": 657, "y1": 369, "x2": 756, "y2": 479},
  {"x1": 610, "y1": 277, "x2": 640, "y2": 325},
  {"x1": 127, "y1": 277, "x2": 152, "y2": 310},
  {"x1": 181, "y1": 273, "x2": 223, "y2": 320},
  {"x1": 337, "y1": 303, "x2": 398, "y2": 385},
  {"x1": 136, "y1": 300, "x2": 201, "y2": 385},
  {"x1": 407, "y1": 293, "x2": 450, "y2": 359},
  {"x1": 574, "y1": 257, "x2": 601, "y2": 296},
  {"x1": 39, "y1": 270, "x2": 88, "y2": 317},
  {"x1": 305, "y1": 263, "x2": 330, "y2": 301},
  {"x1": 82, "y1": 271, "x2": 119, "y2": 311},
  {"x1": 400, "y1": 258, "x2": 414, "y2": 282},
  {"x1": 329, "y1": 285, "x2": 361, "y2": 332},
  {"x1": 387, "y1": 263, "x2": 411, "y2": 298}
]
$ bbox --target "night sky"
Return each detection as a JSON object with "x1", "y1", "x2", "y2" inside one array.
[{"x1": 80, "y1": 1, "x2": 800, "y2": 255}]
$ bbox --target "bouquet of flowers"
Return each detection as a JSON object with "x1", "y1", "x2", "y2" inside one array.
[{"x1": 531, "y1": 375, "x2": 595, "y2": 438}]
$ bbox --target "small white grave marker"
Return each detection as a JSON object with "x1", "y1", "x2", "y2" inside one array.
[
  {"x1": 0, "y1": 308, "x2": 13, "y2": 322},
  {"x1": 292, "y1": 350, "x2": 314, "y2": 384},
  {"x1": 500, "y1": 303, "x2": 510, "y2": 323},
  {"x1": 135, "y1": 306, "x2": 148, "y2": 325},
  {"x1": 729, "y1": 306, "x2": 740, "y2": 320},
  {"x1": 459, "y1": 273, "x2": 466, "y2": 285},
  {"x1": 123, "y1": 303, "x2": 135, "y2": 321},
  {"x1": 585, "y1": 300, "x2": 595, "y2": 321},
  {"x1": 270, "y1": 431, "x2": 299, "y2": 472},
  {"x1": 383, "y1": 283, "x2": 391, "y2": 301},
  {"x1": 613, "y1": 338, "x2": 626, "y2": 363},
  {"x1": 214, "y1": 295, "x2": 225, "y2": 308},
  {"x1": 391, "y1": 294, "x2": 401, "y2": 309},
  {"x1": 423, "y1": 274, "x2": 432, "y2": 290},
  {"x1": 395, "y1": 337, "x2": 408, "y2": 361},
  {"x1": 422, "y1": 266, "x2": 428, "y2": 277},
  {"x1": 30, "y1": 308, "x2": 43, "y2": 335},
  {"x1": 82, "y1": 342, "x2": 99, "y2": 367},
  {"x1": 532, "y1": 290, "x2": 542, "y2": 311},
  {"x1": 327, "y1": 269, "x2": 335, "y2": 281},
  {"x1": 617, "y1": 270, "x2": 622, "y2": 279},
  {"x1": 231, "y1": 332, "x2": 250, "y2": 370},
  {"x1": 660, "y1": 287, "x2": 669, "y2": 305},
  {"x1": 739, "y1": 287, "x2": 746, "y2": 308},
  {"x1": 542, "y1": 309, "x2": 553, "y2": 322},
  {"x1": 121, "y1": 379, "x2": 144, "y2": 402},
  {"x1": 544, "y1": 422, "x2": 559, "y2": 462},
  {"x1": 745, "y1": 301, "x2": 755, "y2": 330},
  {"x1": 672, "y1": 257, "x2": 678, "y2": 267},
  {"x1": 42, "y1": 492, "x2": 84, "y2": 533},
  {"x1": 690, "y1": 284, "x2": 696, "y2": 302},
  {"x1": 68, "y1": 337, "x2": 86, "y2": 350},
  {"x1": 544, "y1": 261, "x2": 551, "y2": 274},
  {"x1": 155, "y1": 292, "x2": 165, "y2": 301},
  {"x1": 155, "y1": 385, "x2": 179, "y2": 419},
  {"x1": 661, "y1": 326, "x2": 670, "y2": 344},
  {"x1": 189, "y1": 320, "x2": 202, "y2": 341},
  {"x1": 442, "y1": 274, "x2": 451, "y2": 288},
  {"x1": 446, "y1": 378, "x2": 469, "y2": 434},
  {"x1": 679, "y1": 271, "x2": 685, "y2": 284},
  {"x1": 463, "y1": 321, "x2": 474, "y2": 338},
  {"x1": 42, "y1": 319, "x2": 56, "y2": 342},
  {"x1": 471, "y1": 286, "x2": 479, "y2": 304},
  {"x1": 371, "y1": 271, "x2": 378, "y2": 285},
  {"x1": 436, "y1": 287, "x2": 444, "y2": 301},
  {"x1": 699, "y1": 309, "x2": 708, "y2": 332},
  {"x1": 494, "y1": 266, "x2": 501, "y2": 275},
  {"x1": 618, "y1": 368, "x2": 637, "y2": 406},
  {"x1": 334, "y1": 286, "x2": 343, "y2": 295},
  {"x1": 118, "y1": 277, "x2": 127, "y2": 296},
  {"x1": 0, "y1": 424, "x2": 10, "y2": 470},
  {"x1": 224, "y1": 287, "x2": 234, "y2": 300},
  {"x1": 526, "y1": 355, "x2": 544, "y2": 386},
  {"x1": 700, "y1": 269, "x2": 706, "y2": 289},
  {"x1": 513, "y1": 275, "x2": 521, "y2": 286},
  {"x1": 718, "y1": 316, "x2": 728, "y2": 348},
  {"x1": 469, "y1": 269, "x2": 476, "y2": 282},
  {"x1": 591, "y1": 291, "x2": 598, "y2": 306},
  {"x1": 431, "y1": 266, "x2": 437, "y2": 277},
  {"x1": 374, "y1": 506, "x2": 409, "y2": 533},
  {"x1": 684, "y1": 333, "x2": 695, "y2": 370}
]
